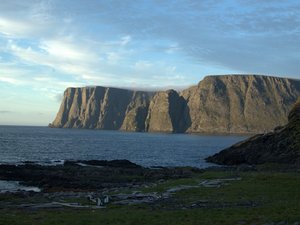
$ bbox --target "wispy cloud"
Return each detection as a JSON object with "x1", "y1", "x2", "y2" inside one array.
[
  {"x1": 6, "y1": 38, "x2": 98, "y2": 82},
  {"x1": 39, "y1": 39, "x2": 96, "y2": 61},
  {"x1": 3, "y1": 31, "x2": 188, "y2": 89},
  {"x1": 133, "y1": 60, "x2": 153, "y2": 70},
  {"x1": 0, "y1": 76, "x2": 21, "y2": 85},
  {"x1": 69, "y1": 0, "x2": 299, "y2": 76},
  {"x1": 120, "y1": 35, "x2": 131, "y2": 46},
  {"x1": 106, "y1": 52, "x2": 121, "y2": 65},
  {"x1": 0, "y1": 17, "x2": 34, "y2": 37}
]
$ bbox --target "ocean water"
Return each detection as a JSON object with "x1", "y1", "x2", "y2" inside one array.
[{"x1": 0, "y1": 126, "x2": 247, "y2": 168}]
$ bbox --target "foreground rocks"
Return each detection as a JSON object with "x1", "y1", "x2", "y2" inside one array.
[
  {"x1": 0, "y1": 159, "x2": 205, "y2": 210},
  {"x1": 206, "y1": 98, "x2": 300, "y2": 165},
  {"x1": 0, "y1": 160, "x2": 202, "y2": 191},
  {"x1": 0, "y1": 161, "x2": 247, "y2": 210},
  {"x1": 50, "y1": 75, "x2": 300, "y2": 134}
]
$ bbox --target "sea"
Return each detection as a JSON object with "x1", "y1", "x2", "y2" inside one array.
[{"x1": 0, "y1": 126, "x2": 247, "y2": 168}]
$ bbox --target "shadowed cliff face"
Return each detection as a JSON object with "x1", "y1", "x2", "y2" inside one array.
[
  {"x1": 206, "y1": 98, "x2": 300, "y2": 165},
  {"x1": 145, "y1": 90, "x2": 187, "y2": 133},
  {"x1": 51, "y1": 75, "x2": 300, "y2": 134},
  {"x1": 121, "y1": 91, "x2": 154, "y2": 132}
]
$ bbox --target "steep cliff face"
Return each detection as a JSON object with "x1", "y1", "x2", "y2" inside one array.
[
  {"x1": 120, "y1": 91, "x2": 153, "y2": 132},
  {"x1": 51, "y1": 75, "x2": 300, "y2": 134},
  {"x1": 145, "y1": 90, "x2": 187, "y2": 133},
  {"x1": 206, "y1": 98, "x2": 300, "y2": 165},
  {"x1": 181, "y1": 75, "x2": 300, "y2": 133},
  {"x1": 51, "y1": 87, "x2": 152, "y2": 130}
]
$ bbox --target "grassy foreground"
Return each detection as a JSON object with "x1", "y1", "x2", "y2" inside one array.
[{"x1": 0, "y1": 169, "x2": 299, "y2": 225}]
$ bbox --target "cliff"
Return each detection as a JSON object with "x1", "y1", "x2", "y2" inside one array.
[
  {"x1": 181, "y1": 75, "x2": 300, "y2": 133},
  {"x1": 121, "y1": 91, "x2": 153, "y2": 132},
  {"x1": 145, "y1": 90, "x2": 187, "y2": 132},
  {"x1": 206, "y1": 98, "x2": 300, "y2": 165},
  {"x1": 51, "y1": 86, "x2": 153, "y2": 130},
  {"x1": 50, "y1": 75, "x2": 300, "y2": 134}
]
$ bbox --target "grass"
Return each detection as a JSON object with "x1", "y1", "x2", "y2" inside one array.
[
  {"x1": 0, "y1": 170, "x2": 299, "y2": 225},
  {"x1": 174, "y1": 172, "x2": 300, "y2": 204}
]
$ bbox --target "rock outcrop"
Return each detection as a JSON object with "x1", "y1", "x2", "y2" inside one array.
[
  {"x1": 50, "y1": 75, "x2": 300, "y2": 134},
  {"x1": 206, "y1": 98, "x2": 300, "y2": 165},
  {"x1": 145, "y1": 90, "x2": 187, "y2": 132},
  {"x1": 181, "y1": 75, "x2": 300, "y2": 133},
  {"x1": 121, "y1": 91, "x2": 153, "y2": 132},
  {"x1": 51, "y1": 86, "x2": 153, "y2": 130}
]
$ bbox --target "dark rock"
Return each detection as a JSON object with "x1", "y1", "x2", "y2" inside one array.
[
  {"x1": 64, "y1": 160, "x2": 142, "y2": 168},
  {"x1": 0, "y1": 160, "x2": 202, "y2": 191},
  {"x1": 206, "y1": 98, "x2": 300, "y2": 165}
]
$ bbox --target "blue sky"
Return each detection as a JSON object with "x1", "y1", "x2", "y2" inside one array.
[{"x1": 0, "y1": 0, "x2": 300, "y2": 125}]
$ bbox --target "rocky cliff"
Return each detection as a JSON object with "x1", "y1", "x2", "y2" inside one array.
[
  {"x1": 50, "y1": 75, "x2": 300, "y2": 133},
  {"x1": 121, "y1": 91, "x2": 153, "y2": 132},
  {"x1": 181, "y1": 75, "x2": 300, "y2": 133},
  {"x1": 206, "y1": 98, "x2": 300, "y2": 165},
  {"x1": 145, "y1": 90, "x2": 187, "y2": 132},
  {"x1": 51, "y1": 86, "x2": 153, "y2": 130}
]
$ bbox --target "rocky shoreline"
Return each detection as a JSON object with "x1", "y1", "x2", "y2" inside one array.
[
  {"x1": 0, "y1": 160, "x2": 202, "y2": 192},
  {"x1": 0, "y1": 159, "x2": 260, "y2": 209},
  {"x1": 0, "y1": 160, "x2": 204, "y2": 209},
  {"x1": 1, "y1": 160, "x2": 299, "y2": 225}
]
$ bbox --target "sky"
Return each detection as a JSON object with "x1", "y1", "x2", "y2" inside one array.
[{"x1": 0, "y1": 0, "x2": 300, "y2": 126}]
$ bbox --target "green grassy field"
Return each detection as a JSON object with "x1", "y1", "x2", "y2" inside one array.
[{"x1": 0, "y1": 170, "x2": 299, "y2": 225}]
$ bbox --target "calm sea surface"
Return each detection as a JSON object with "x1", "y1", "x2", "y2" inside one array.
[{"x1": 0, "y1": 126, "x2": 247, "y2": 168}]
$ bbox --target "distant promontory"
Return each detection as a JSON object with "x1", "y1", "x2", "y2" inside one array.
[{"x1": 50, "y1": 75, "x2": 300, "y2": 134}]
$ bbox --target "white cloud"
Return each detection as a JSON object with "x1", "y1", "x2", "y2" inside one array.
[
  {"x1": 0, "y1": 3, "x2": 203, "y2": 92},
  {"x1": 133, "y1": 60, "x2": 153, "y2": 70},
  {"x1": 0, "y1": 76, "x2": 20, "y2": 85},
  {"x1": 120, "y1": 35, "x2": 131, "y2": 46},
  {"x1": 104, "y1": 35, "x2": 132, "y2": 48},
  {"x1": 165, "y1": 66, "x2": 177, "y2": 74},
  {"x1": 4, "y1": 35, "x2": 140, "y2": 87},
  {"x1": 29, "y1": 0, "x2": 54, "y2": 22},
  {"x1": 6, "y1": 39, "x2": 101, "y2": 81},
  {"x1": 0, "y1": 17, "x2": 34, "y2": 37},
  {"x1": 106, "y1": 52, "x2": 121, "y2": 64},
  {"x1": 39, "y1": 39, "x2": 96, "y2": 62},
  {"x1": 165, "y1": 43, "x2": 181, "y2": 54},
  {"x1": 0, "y1": 61, "x2": 85, "y2": 101},
  {"x1": 0, "y1": 63, "x2": 29, "y2": 85}
]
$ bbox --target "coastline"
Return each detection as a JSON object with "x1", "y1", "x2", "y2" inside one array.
[{"x1": 0, "y1": 160, "x2": 299, "y2": 224}]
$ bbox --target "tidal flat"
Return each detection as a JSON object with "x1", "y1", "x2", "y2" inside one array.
[{"x1": 0, "y1": 161, "x2": 299, "y2": 225}]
